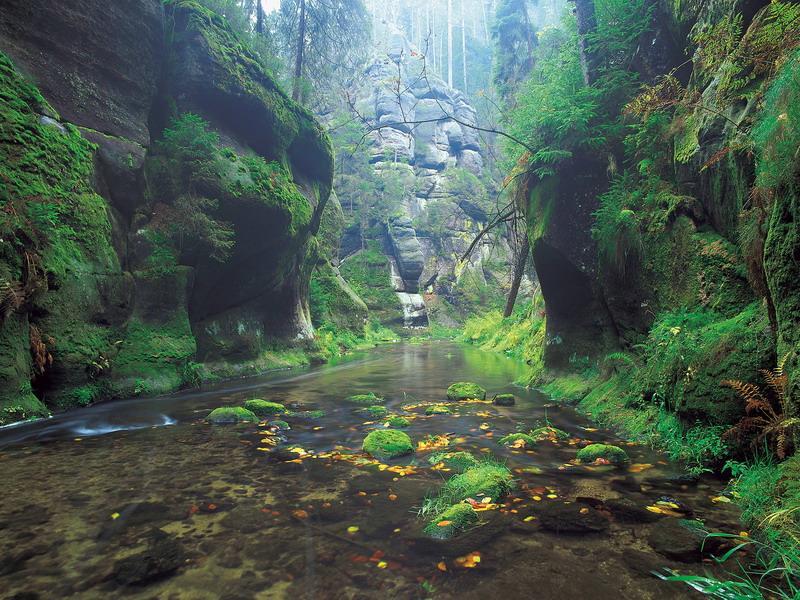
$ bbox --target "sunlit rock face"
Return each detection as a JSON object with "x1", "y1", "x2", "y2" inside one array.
[
  {"x1": 0, "y1": 0, "x2": 333, "y2": 417},
  {"x1": 337, "y1": 24, "x2": 527, "y2": 323}
]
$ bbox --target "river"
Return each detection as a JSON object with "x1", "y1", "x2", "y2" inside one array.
[{"x1": 0, "y1": 342, "x2": 741, "y2": 599}]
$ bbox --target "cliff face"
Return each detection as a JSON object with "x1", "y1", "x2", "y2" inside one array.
[
  {"x1": 523, "y1": 0, "x2": 799, "y2": 423},
  {"x1": 0, "y1": 0, "x2": 333, "y2": 424},
  {"x1": 333, "y1": 23, "x2": 526, "y2": 326}
]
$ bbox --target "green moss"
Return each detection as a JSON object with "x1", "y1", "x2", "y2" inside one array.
[
  {"x1": 0, "y1": 385, "x2": 50, "y2": 427},
  {"x1": 268, "y1": 420, "x2": 290, "y2": 430},
  {"x1": 423, "y1": 502, "x2": 479, "y2": 539},
  {"x1": 207, "y1": 406, "x2": 259, "y2": 424},
  {"x1": 530, "y1": 426, "x2": 569, "y2": 441},
  {"x1": 362, "y1": 429, "x2": 414, "y2": 459},
  {"x1": 345, "y1": 392, "x2": 385, "y2": 405},
  {"x1": 540, "y1": 374, "x2": 596, "y2": 402},
  {"x1": 243, "y1": 399, "x2": 286, "y2": 416},
  {"x1": 497, "y1": 432, "x2": 537, "y2": 448},
  {"x1": 439, "y1": 463, "x2": 514, "y2": 504},
  {"x1": 386, "y1": 415, "x2": 411, "y2": 428},
  {"x1": 310, "y1": 260, "x2": 368, "y2": 333},
  {"x1": 360, "y1": 405, "x2": 389, "y2": 419},
  {"x1": 428, "y1": 451, "x2": 479, "y2": 472},
  {"x1": 576, "y1": 443, "x2": 629, "y2": 465},
  {"x1": 286, "y1": 409, "x2": 325, "y2": 419},
  {"x1": 425, "y1": 404, "x2": 452, "y2": 415},
  {"x1": 493, "y1": 393, "x2": 516, "y2": 406},
  {"x1": 446, "y1": 382, "x2": 486, "y2": 401}
]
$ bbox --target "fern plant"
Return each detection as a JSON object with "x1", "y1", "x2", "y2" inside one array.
[{"x1": 723, "y1": 354, "x2": 799, "y2": 459}]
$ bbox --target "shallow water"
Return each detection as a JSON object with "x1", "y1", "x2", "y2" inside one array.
[{"x1": 0, "y1": 342, "x2": 741, "y2": 599}]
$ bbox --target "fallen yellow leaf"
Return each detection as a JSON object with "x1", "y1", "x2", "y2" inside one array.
[{"x1": 347, "y1": 526, "x2": 359, "y2": 534}]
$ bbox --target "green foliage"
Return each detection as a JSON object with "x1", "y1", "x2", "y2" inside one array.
[
  {"x1": 751, "y1": 48, "x2": 800, "y2": 190},
  {"x1": 0, "y1": 53, "x2": 116, "y2": 279},
  {"x1": 592, "y1": 176, "x2": 643, "y2": 277},
  {"x1": 462, "y1": 298, "x2": 546, "y2": 386},
  {"x1": 339, "y1": 242, "x2": 400, "y2": 316},
  {"x1": 422, "y1": 460, "x2": 514, "y2": 516},
  {"x1": 492, "y1": 0, "x2": 536, "y2": 101}
]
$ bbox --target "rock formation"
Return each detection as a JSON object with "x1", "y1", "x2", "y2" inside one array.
[{"x1": 0, "y1": 0, "x2": 333, "y2": 423}]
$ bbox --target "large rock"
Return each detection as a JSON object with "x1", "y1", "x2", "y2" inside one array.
[{"x1": 388, "y1": 217, "x2": 425, "y2": 292}]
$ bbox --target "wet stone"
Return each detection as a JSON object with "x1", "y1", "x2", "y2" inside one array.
[
  {"x1": 603, "y1": 498, "x2": 660, "y2": 523},
  {"x1": 647, "y1": 518, "x2": 704, "y2": 563},
  {"x1": 537, "y1": 503, "x2": 610, "y2": 534},
  {"x1": 220, "y1": 505, "x2": 271, "y2": 533},
  {"x1": 111, "y1": 534, "x2": 185, "y2": 586}
]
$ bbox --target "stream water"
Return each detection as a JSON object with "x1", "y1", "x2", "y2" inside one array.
[{"x1": 0, "y1": 342, "x2": 742, "y2": 599}]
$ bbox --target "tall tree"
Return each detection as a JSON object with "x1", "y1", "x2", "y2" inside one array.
[
  {"x1": 492, "y1": 0, "x2": 536, "y2": 102},
  {"x1": 278, "y1": 0, "x2": 371, "y2": 104},
  {"x1": 461, "y1": 0, "x2": 468, "y2": 92},
  {"x1": 447, "y1": 0, "x2": 454, "y2": 87},
  {"x1": 571, "y1": 0, "x2": 599, "y2": 85},
  {"x1": 256, "y1": 0, "x2": 265, "y2": 34}
]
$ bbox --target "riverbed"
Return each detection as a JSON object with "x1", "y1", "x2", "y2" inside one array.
[{"x1": 0, "y1": 342, "x2": 742, "y2": 599}]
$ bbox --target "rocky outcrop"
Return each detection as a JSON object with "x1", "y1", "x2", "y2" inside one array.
[
  {"x1": 0, "y1": 0, "x2": 333, "y2": 423},
  {"x1": 335, "y1": 23, "x2": 525, "y2": 324}
]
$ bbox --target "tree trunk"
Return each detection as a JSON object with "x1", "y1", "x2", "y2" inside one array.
[
  {"x1": 503, "y1": 231, "x2": 530, "y2": 318},
  {"x1": 481, "y1": 0, "x2": 488, "y2": 42},
  {"x1": 447, "y1": 0, "x2": 453, "y2": 87},
  {"x1": 573, "y1": 0, "x2": 599, "y2": 85},
  {"x1": 292, "y1": 0, "x2": 307, "y2": 103},
  {"x1": 256, "y1": 0, "x2": 264, "y2": 34},
  {"x1": 431, "y1": 5, "x2": 437, "y2": 73},
  {"x1": 461, "y1": 0, "x2": 467, "y2": 92}
]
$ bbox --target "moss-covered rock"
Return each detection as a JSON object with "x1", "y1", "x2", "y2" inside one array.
[
  {"x1": 446, "y1": 382, "x2": 486, "y2": 401},
  {"x1": 268, "y1": 420, "x2": 290, "y2": 430},
  {"x1": 428, "y1": 451, "x2": 479, "y2": 472},
  {"x1": 497, "y1": 433, "x2": 537, "y2": 449},
  {"x1": 493, "y1": 393, "x2": 516, "y2": 406},
  {"x1": 360, "y1": 405, "x2": 389, "y2": 419},
  {"x1": 243, "y1": 399, "x2": 286, "y2": 417},
  {"x1": 286, "y1": 409, "x2": 325, "y2": 420},
  {"x1": 423, "y1": 502, "x2": 479, "y2": 539},
  {"x1": 440, "y1": 463, "x2": 514, "y2": 503},
  {"x1": 576, "y1": 443, "x2": 629, "y2": 465},
  {"x1": 346, "y1": 393, "x2": 385, "y2": 405},
  {"x1": 386, "y1": 415, "x2": 411, "y2": 428},
  {"x1": 362, "y1": 429, "x2": 414, "y2": 459},
  {"x1": 530, "y1": 426, "x2": 569, "y2": 441},
  {"x1": 207, "y1": 406, "x2": 259, "y2": 424},
  {"x1": 425, "y1": 404, "x2": 452, "y2": 415}
]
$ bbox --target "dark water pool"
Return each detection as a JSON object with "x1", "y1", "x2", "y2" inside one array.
[{"x1": 0, "y1": 342, "x2": 742, "y2": 599}]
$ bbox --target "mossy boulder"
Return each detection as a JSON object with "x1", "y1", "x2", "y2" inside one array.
[
  {"x1": 386, "y1": 415, "x2": 411, "y2": 428},
  {"x1": 498, "y1": 433, "x2": 537, "y2": 448},
  {"x1": 446, "y1": 382, "x2": 486, "y2": 401},
  {"x1": 207, "y1": 406, "x2": 259, "y2": 424},
  {"x1": 243, "y1": 399, "x2": 286, "y2": 417},
  {"x1": 493, "y1": 393, "x2": 516, "y2": 406},
  {"x1": 268, "y1": 420, "x2": 290, "y2": 430},
  {"x1": 360, "y1": 405, "x2": 389, "y2": 419},
  {"x1": 440, "y1": 463, "x2": 514, "y2": 503},
  {"x1": 425, "y1": 404, "x2": 452, "y2": 415},
  {"x1": 286, "y1": 409, "x2": 325, "y2": 419},
  {"x1": 530, "y1": 426, "x2": 569, "y2": 441},
  {"x1": 428, "y1": 451, "x2": 479, "y2": 473},
  {"x1": 423, "y1": 503, "x2": 479, "y2": 539},
  {"x1": 362, "y1": 429, "x2": 414, "y2": 459},
  {"x1": 346, "y1": 393, "x2": 385, "y2": 405},
  {"x1": 576, "y1": 443, "x2": 629, "y2": 465}
]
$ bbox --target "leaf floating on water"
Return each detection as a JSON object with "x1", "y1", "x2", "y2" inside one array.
[
  {"x1": 711, "y1": 495, "x2": 732, "y2": 504},
  {"x1": 479, "y1": 423, "x2": 490, "y2": 431},
  {"x1": 436, "y1": 561, "x2": 448, "y2": 572},
  {"x1": 523, "y1": 516, "x2": 535, "y2": 522},
  {"x1": 347, "y1": 526, "x2": 360, "y2": 534},
  {"x1": 292, "y1": 509, "x2": 309, "y2": 520},
  {"x1": 111, "y1": 512, "x2": 120, "y2": 520},
  {"x1": 628, "y1": 463, "x2": 654, "y2": 473},
  {"x1": 388, "y1": 494, "x2": 398, "y2": 501},
  {"x1": 377, "y1": 560, "x2": 388, "y2": 569},
  {"x1": 454, "y1": 552, "x2": 481, "y2": 568}
]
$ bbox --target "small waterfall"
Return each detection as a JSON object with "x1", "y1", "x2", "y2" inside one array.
[{"x1": 389, "y1": 258, "x2": 428, "y2": 328}]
